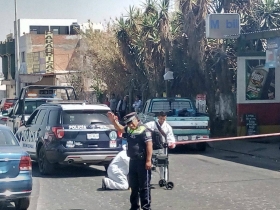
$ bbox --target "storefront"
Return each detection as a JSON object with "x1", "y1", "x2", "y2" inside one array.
[{"x1": 237, "y1": 37, "x2": 280, "y2": 136}]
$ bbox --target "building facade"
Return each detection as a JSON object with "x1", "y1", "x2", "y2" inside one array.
[
  {"x1": 0, "y1": 18, "x2": 103, "y2": 98},
  {"x1": 0, "y1": 34, "x2": 16, "y2": 98},
  {"x1": 237, "y1": 36, "x2": 280, "y2": 136}
]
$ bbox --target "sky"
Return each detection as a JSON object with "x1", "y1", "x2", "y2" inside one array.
[
  {"x1": 0, "y1": 0, "x2": 144, "y2": 40},
  {"x1": 0, "y1": 0, "x2": 144, "y2": 72}
]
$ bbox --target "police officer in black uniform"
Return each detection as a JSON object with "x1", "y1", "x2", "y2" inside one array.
[{"x1": 107, "y1": 111, "x2": 153, "y2": 210}]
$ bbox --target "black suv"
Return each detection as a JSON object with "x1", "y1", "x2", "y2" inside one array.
[{"x1": 16, "y1": 102, "x2": 123, "y2": 175}]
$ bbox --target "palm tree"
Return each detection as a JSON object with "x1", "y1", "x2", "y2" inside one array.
[
  {"x1": 115, "y1": 0, "x2": 173, "y2": 98},
  {"x1": 250, "y1": 0, "x2": 280, "y2": 30}
]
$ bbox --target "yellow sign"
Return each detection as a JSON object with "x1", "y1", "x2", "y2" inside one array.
[{"x1": 45, "y1": 31, "x2": 54, "y2": 73}]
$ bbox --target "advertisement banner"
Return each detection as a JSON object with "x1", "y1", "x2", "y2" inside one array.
[
  {"x1": 245, "y1": 59, "x2": 275, "y2": 100},
  {"x1": 266, "y1": 37, "x2": 280, "y2": 50}
]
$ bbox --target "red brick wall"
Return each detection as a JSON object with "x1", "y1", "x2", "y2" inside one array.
[{"x1": 29, "y1": 34, "x2": 79, "y2": 71}]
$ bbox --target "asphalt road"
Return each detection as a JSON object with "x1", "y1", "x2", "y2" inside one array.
[{"x1": 2, "y1": 146, "x2": 280, "y2": 210}]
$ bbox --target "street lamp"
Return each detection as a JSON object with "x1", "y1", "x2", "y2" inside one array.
[{"x1": 14, "y1": 0, "x2": 20, "y2": 97}]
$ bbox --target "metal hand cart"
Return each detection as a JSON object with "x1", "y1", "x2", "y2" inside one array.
[{"x1": 152, "y1": 142, "x2": 174, "y2": 190}]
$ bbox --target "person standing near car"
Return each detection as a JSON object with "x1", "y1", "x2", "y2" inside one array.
[
  {"x1": 116, "y1": 95, "x2": 129, "y2": 119},
  {"x1": 109, "y1": 93, "x2": 117, "y2": 114},
  {"x1": 107, "y1": 111, "x2": 153, "y2": 210}
]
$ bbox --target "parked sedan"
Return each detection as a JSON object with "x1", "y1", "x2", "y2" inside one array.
[{"x1": 0, "y1": 125, "x2": 32, "y2": 210}]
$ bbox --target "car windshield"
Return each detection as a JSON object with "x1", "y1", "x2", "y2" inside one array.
[
  {"x1": 0, "y1": 129, "x2": 19, "y2": 146},
  {"x1": 62, "y1": 110, "x2": 111, "y2": 125},
  {"x1": 151, "y1": 100, "x2": 192, "y2": 113},
  {"x1": 24, "y1": 100, "x2": 47, "y2": 114}
]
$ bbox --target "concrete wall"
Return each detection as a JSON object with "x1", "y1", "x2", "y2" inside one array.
[
  {"x1": 80, "y1": 22, "x2": 104, "y2": 32},
  {"x1": 0, "y1": 80, "x2": 6, "y2": 99},
  {"x1": 5, "y1": 85, "x2": 15, "y2": 98}
]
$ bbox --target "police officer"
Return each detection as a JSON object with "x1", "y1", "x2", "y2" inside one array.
[{"x1": 107, "y1": 111, "x2": 153, "y2": 210}]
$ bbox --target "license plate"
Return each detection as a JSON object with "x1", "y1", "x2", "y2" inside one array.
[
  {"x1": 110, "y1": 140, "x2": 116, "y2": 148},
  {"x1": 87, "y1": 133, "x2": 99, "y2": 140},
  {"x1": 178, "y1": 136, "x2": 188, "y2": 141},
  {"x1": 191, "y1": 135, "x2": 197, "y2": 140}
]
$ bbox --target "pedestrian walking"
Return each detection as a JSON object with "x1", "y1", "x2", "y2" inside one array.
[{"x1": 107, "y1": 111, "x2": 153, "y2": 210}]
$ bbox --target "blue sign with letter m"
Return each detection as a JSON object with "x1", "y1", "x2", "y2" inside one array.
[{"x1": 210, "y1": 20, "x2": 219, "y2": 29}]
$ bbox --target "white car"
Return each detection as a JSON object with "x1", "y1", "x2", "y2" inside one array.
[{"x1": 7, "y1": 98, "x2": 62, "y2": 133}]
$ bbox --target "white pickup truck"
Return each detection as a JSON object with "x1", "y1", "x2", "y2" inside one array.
[
  {"x1": 7, "y1": 98, "x2": 62, "y2": 133},
  {"x1": 138, "y1": 97, "x2": 210, "y2": 151}
]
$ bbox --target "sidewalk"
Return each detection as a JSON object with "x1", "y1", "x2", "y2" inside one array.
[{"x1": 208, "y1": 138, "x2": 280, "y2": 160}]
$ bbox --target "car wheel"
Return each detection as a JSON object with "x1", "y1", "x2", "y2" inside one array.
[
  {"x1": 195, "y1": 142, "x2": 207, "y2": 151},
  {"x1": 15, "y1": 197, "x2": 30, "y2": 210},
  {"x1": 38, "y1": 146, "x2": 55, "y2": 175}
]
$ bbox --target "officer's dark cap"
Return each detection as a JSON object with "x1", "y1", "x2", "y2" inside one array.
[{"x1": 123, "y1": 112, "x2": 137, "y2": 124}]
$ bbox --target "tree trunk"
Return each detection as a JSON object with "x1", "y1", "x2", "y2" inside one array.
[{"x1": 214, "y1": 92, "x2": 237, "y2": 136}]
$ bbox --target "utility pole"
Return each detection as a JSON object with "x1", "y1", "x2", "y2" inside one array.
[
  {"x1": 14, "y1": 0, "x2": 21, "y2": 97},
  {"x1": 164, "y1": 0, "x2": 170, "y2": 97}
]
